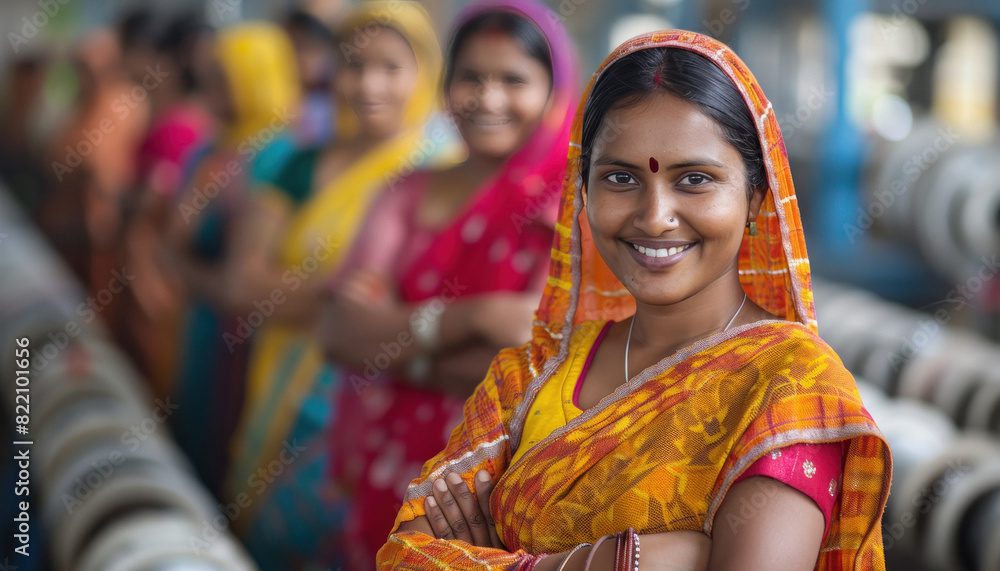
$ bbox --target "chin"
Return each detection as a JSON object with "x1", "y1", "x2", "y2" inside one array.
[
  {"x1": 358, "y1": 119, "x2": 396, "y2": 139},
  {"x1": 460, "y1": 129, "x2": 517, "y2": 152},
  {"x1": 467, "y1": 140, "x2": 518, "y2": 161},
  {"x1": 622, "y1": 278, "x2": 693, "y2": 307}
]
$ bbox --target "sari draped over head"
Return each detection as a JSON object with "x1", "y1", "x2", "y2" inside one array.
[
  {"x1": 223, "y1": 3, "x2": 445, "y2": 566},
  {"x1": 378, "y1": 30, "x2": 892, "y2": 571},
  {"x1": 395, "y1": 0, "x2": 578, "y2": 301},
  {"x1": 325, "y1": 0, "x2": 578, "y2": 567},
  {"x1": 171, "y1": 22, "x2": 300, "y2": 496},
  {"x1": 215, "y1": 23, "x2": 301, "y2": 150}
]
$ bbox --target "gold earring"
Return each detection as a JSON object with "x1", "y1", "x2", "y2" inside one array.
[{"x1": 747, "y1": 221, "x2": 757, "y2": 236}]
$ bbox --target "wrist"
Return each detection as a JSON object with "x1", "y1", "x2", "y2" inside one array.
[
  {"x1": 410, "y1": 297, "x2": 445, "y2": 352},
  {"x1": 405, "y1": 354, "x2": 431, "y2": 386},
  {"x1": 447, "y1": 297, "x2": 483, "y2": 341},
  {"x1": 468, "y1": 296, "x2": 492, "y2": 339},
  {"x1": 407, "y1": 298, "x2": 445, "y2": 386}
]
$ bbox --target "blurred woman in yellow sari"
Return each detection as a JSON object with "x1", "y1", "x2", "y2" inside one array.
[
  {"x1": 221, "y1": 3, "x2": 449, "y2": 568},
  {"x1": 378, "y1": 31, "x2": 891, "y2": 570}
]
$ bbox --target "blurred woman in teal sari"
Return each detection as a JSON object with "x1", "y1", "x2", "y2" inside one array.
[{"x1": 168, "y1": 22, "x2": 301, "y2": 495}]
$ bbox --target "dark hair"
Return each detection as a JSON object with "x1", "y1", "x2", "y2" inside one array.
[
  {"x1": 117, "y1": 7, "x2": 157, "y2": 51},
  {"x1": 285, "y1": 8, "x2": 334, "y2": 45},
  {"x1": 580, "y1": 48, "x2": 766, "y2": 196},
  {"x1": 155, "y1": 12, "x2": 214, "y2": 94},
  {"x1": 444, "y1": 10, "x2": 552, "y2": 87}
]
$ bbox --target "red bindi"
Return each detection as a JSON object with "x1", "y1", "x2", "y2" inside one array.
[{"x1": 649, "y1": 157, "x2": 659, "y2": 173}]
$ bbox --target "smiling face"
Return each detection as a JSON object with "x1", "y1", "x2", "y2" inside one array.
[
  {"x1": 586, "y1": 91, "x2": 764, "y2": 307},
  {"x1": 335, "y1": 25, "x2": 418, "y2": 139},
  {"x1": 446, "y1": 31, "x2": 552, "y2": 161}
]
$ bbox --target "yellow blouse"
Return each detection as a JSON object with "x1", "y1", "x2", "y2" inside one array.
[{"x1": 511, "y1": 320, "x2": 611, "y2": 464}]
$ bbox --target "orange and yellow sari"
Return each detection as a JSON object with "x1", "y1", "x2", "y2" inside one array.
[{"x1": 377, "y1": 30, "x2": 891, "y2": 570}]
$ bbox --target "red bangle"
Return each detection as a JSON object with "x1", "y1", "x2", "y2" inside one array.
[
  {"x1": 614, "y1": 528, "x2": 638, "y2": 571},
  {"x1": 519, "y1": 553, "x2": 548, "y2": 571}
]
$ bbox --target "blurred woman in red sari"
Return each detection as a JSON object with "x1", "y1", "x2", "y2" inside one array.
[{"x1": 320, "y1": 0, "x2": 578, "y2": 567}]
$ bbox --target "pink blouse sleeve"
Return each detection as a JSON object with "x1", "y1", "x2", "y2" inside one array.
[
  {"x1": 329, "y1": 173, "x2": 425, "y2": 288},
  {"x1": 733, "y1": 441, "x2": 846, "y2": 537}
]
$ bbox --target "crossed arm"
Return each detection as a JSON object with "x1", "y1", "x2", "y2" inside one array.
[
  {"x1": 379, "y1": 352, "x2": 828, "y2": 570},
  {"x1": 389, "y1": 470, "x2": 825, "y2": 570}
]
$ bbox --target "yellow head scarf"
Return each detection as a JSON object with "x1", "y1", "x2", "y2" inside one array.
[
  {"x1": 215, "y1": 23, "x2": 301, "y2": 148},
  {"x1": 277, "y1": 0, "x2": 445, "y2": 268},
  {"x1": 331, "y1": 1, "x2": 442, "y2": 138}
]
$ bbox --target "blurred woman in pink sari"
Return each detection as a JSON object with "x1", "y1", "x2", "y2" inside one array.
[{"x1": 320, "y1": 0, "x2": 578, "y2": 566}]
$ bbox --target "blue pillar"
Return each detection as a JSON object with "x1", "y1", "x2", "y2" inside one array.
[{"x1": 818, "y1": 0, "x2": 866, "y2": 255}]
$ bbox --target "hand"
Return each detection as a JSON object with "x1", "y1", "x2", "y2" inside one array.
[
  {"x1": 339, "y1": 269, "x2": 396, "y2": 307},
  {"x1": 423, "y1": 470, "x2": 504, "y2": 549},
  {"x1": 473, "y1": 293, "x2": 538, "y2": 348},
  {"x1": 427, "y1": 342, "x2": 499, "y2": 398},
  {"x1": 318, "y1": 285, "x2": 393, "y2": 362}
]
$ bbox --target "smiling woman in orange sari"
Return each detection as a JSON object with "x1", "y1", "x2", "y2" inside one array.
[{"x1": 377, "y1": 30, "x2": 891, "y2": 570}]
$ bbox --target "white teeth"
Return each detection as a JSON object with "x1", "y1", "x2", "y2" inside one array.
[{"x1": 631, "y1": 242, "x2": 692, "y2": 258}]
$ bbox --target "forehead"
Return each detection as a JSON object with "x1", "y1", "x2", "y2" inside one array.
[
  {"x1": 344, "y1": 25, "x2": 413, "y2": 60},
  {"x1": 454, "y1": 32, "x2": 543, "y2": 71},
  {"x1": 593, "y1": 91, "x2": 740, "y2": 162}
]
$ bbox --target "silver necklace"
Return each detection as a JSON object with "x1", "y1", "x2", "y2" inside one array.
[{"x1": 625, "y1": 292, "x2": 748, "y2": 383}]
